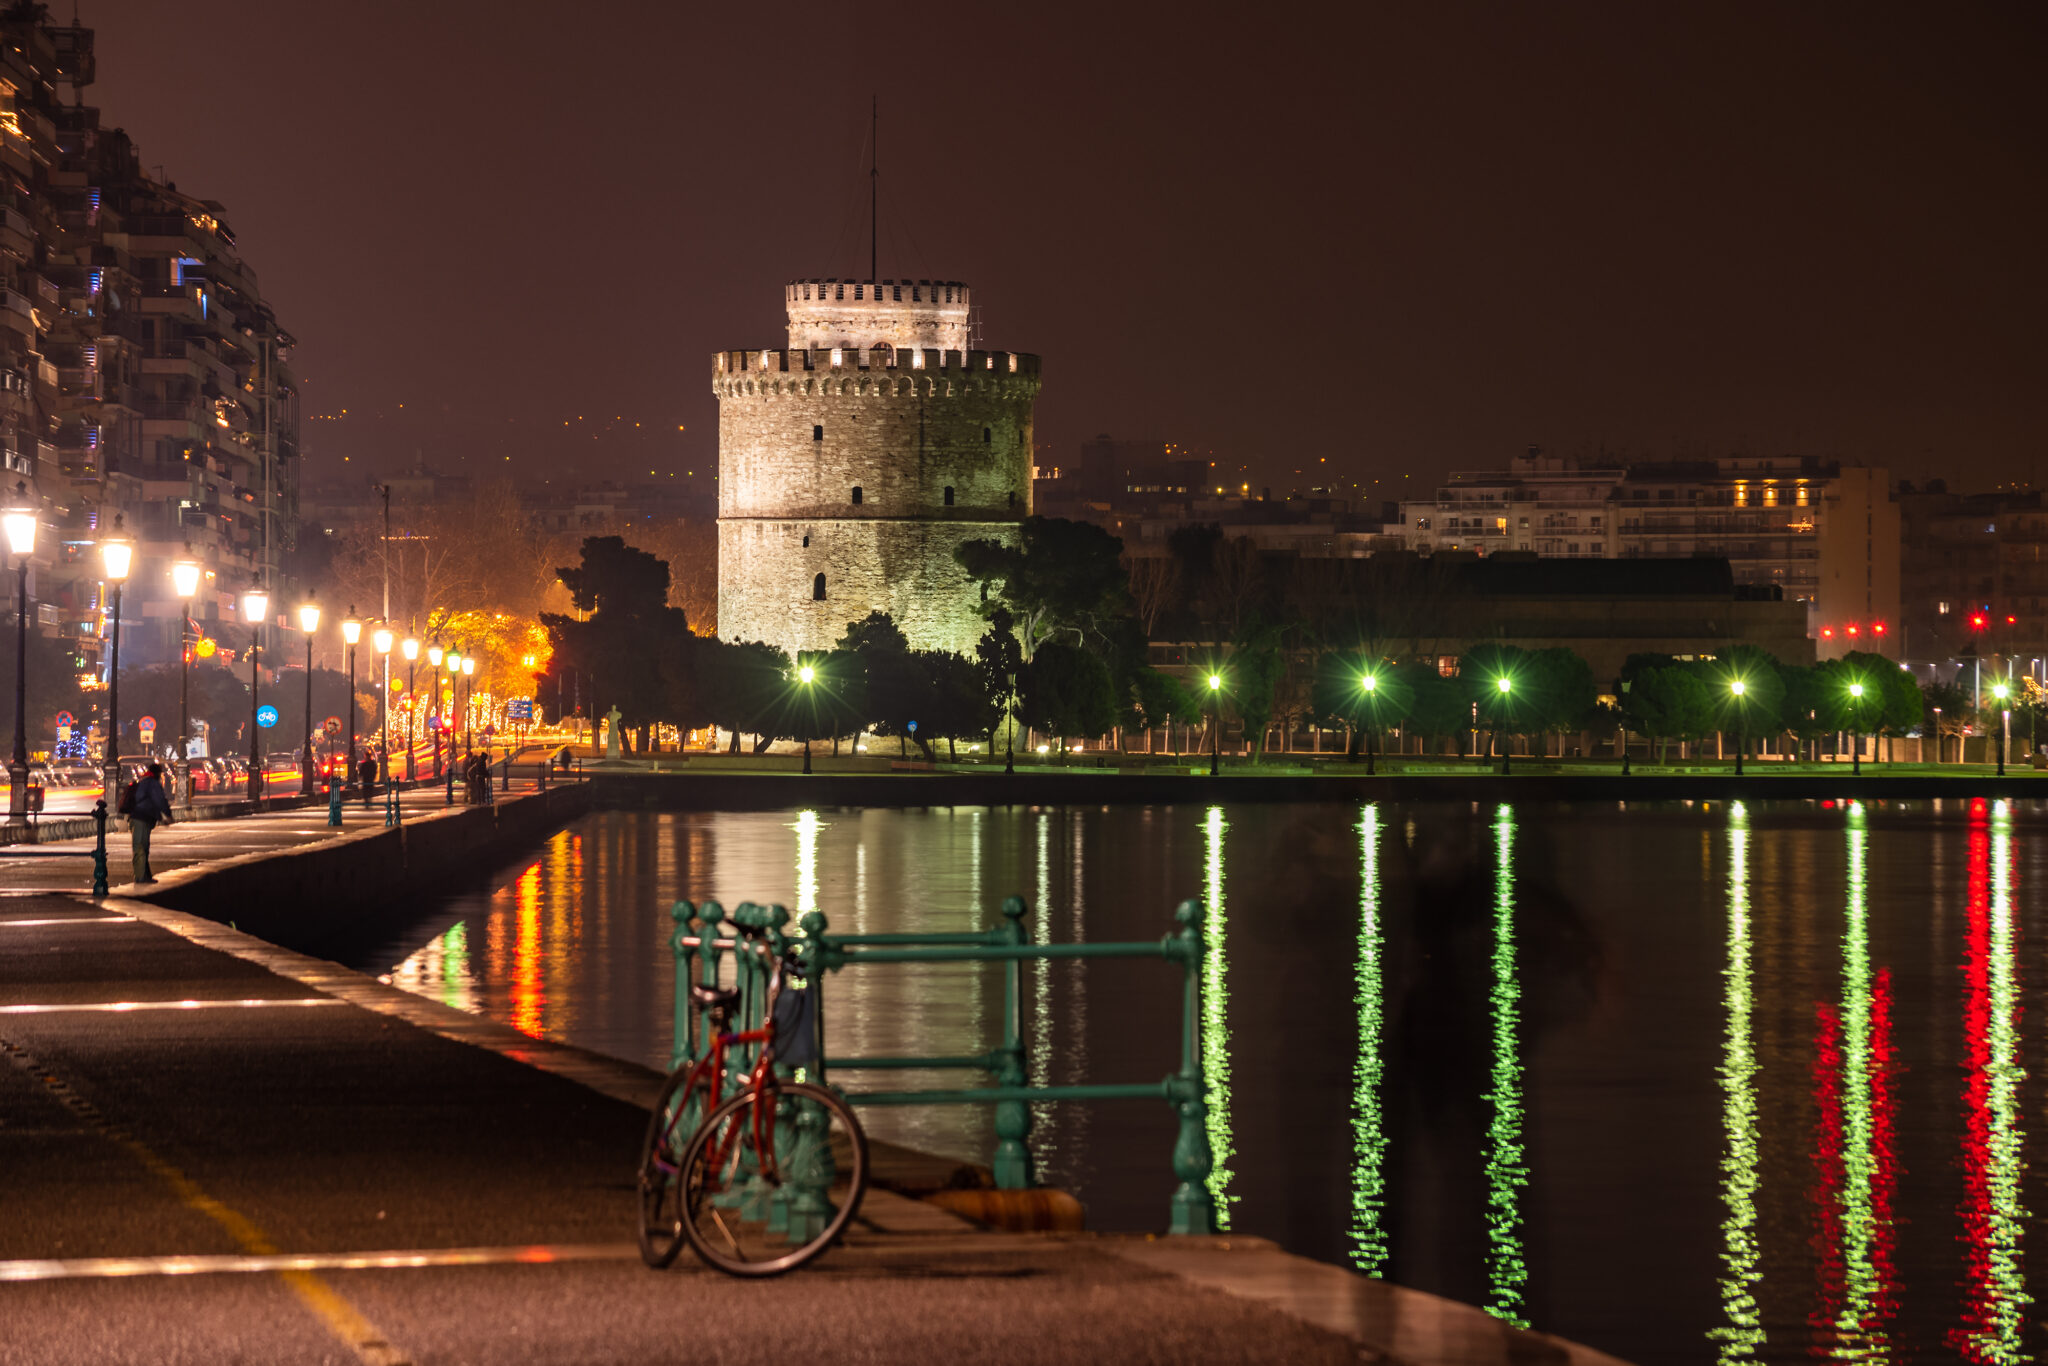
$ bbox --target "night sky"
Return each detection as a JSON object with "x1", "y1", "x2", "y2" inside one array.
[{"x1": 79, "y1": 2, "x2": 2047, "y2": 498}]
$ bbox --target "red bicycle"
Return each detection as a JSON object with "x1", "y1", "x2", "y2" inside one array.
[{"x1": 636, "y1": 932, "x2": 867, "y2": 1276}]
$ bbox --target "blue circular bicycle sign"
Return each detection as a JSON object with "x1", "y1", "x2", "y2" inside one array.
[{"x1": 256, "y1": 705, "x2": 280, "y2": 729}]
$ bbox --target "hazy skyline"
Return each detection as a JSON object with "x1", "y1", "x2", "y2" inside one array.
[{"x1": 78, "y1": 1, "x2": 2048, "y2": 494}]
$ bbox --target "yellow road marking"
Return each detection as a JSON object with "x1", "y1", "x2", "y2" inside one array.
[
  {"x1": 0, "y1": 998, "x2": 346, "y2": 1014},
  {"x1": 0, "y1": 1034, "x2": 413, "y2": 1366},
  {"x1": 0, "y1": 1243, "x2": 641, "y2": 1281}
]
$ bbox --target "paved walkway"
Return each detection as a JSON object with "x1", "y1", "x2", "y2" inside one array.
[
  {"x1": 0, "y1": 890, "x2": 1629, "y2": 1365},
  {"x1": 0, "y1": 785, "x2": 533, "y2": 895}
]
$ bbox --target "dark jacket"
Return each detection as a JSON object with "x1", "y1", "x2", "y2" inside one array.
[{"x1": 129, "y1": 774, "x2": 173, "y2": 828}]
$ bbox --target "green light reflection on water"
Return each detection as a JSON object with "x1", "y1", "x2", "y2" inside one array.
[
  {"x1": 1483, "y1": 803, "x2": 1528, "y2": 1328},
  {"x1": 1202, "y1": 805, "x2": 1235, "y2": 1228},
  {"x1": 793, "y1": 809, "x2": 820, "y2": 918},
  {"x1": 1834, "y1": 801, "x2": 1886, "y2": 1357},
  {"x1": 1973, "y1": 799, "x2": 2030, "y2": 1362},
  {"x1": 440, "y1": 921, "x2": 471, "y2": 1011},
  {"x1": 1709, "y1": 801, "x2": 1764, "y2": 1363},
  {"x1": 1349, "y1": 804, "x2": 1388, "y2": 1276}
]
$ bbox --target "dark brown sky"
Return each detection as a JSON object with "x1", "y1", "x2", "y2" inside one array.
[{"x1": 81, "y1": 1, "x2": 2048, "y2": 497}]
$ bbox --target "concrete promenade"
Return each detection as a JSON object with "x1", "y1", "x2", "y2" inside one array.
[{"x1": 0, "y1": 794, "x2": 1631, "y2": 1364}]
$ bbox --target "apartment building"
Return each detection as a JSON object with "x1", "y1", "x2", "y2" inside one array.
[
  {"x1": 1897, "y1": 485, "x2": 2048, "y2": 675},
  {"x1": 0, "y1": 7, "x2": 300, "y2": 673},
  {"x1": 1386, "y1": 449, "x2": 1899, "y2": 659}
]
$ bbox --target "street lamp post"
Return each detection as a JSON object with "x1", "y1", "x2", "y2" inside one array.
[
  {"x1": 4, "y1": 490, "x2": 35, "y2": 825},
  {"x1": 1730, "y1": 678, "x2": 1747, "y2": 778},
  {"x1": 461, "y1": 655, "x2": 475, "y2": 753},
  {"x1": 172, "y1": 560, "x2": 201, "y2": 802},
  {"x1": 372, "y1": 626, "x2": 393, "y2": 796},
  {"x1": 241, "y1": 588, "x2": 269, "y2": 801},
  {"x1": 1206, "y1": 672, "x2": 1223, "y2": 777},
  {"x1": 798, "y1": 663, "x2": 815, "y2": 774},
  {"x1": 1495, "y1": 676, "x2": 1513, "y2": 776},
  {"x1": 1360, "y1": 670, "x2": 1378, "y2": 777},
  {"x1": 297, "y1": 601, "x2": 321, "y2": 795},
  {"x1": 1992, "y1": 682, "x2": 2010, "y2": 777},
  {"x1": 98, "y1": 519, "x2": 132, "y2": 797},
  {"x1": 1848, "y1": 680, "x2": 1865, "y2": 777},
  {"x1": 427, "y1": 642, "x2": 444, "y2": 778},
  {"x1": 341, "y1": 611, "x2": 361, "y2": 794},
  {"x1": 402, "y1": 635, "x2": 420, "y2": 782}
]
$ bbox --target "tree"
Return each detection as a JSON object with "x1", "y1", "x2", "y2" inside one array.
[
  {"x1": 1227, "y1": 621, "x2": 1286, "y2": 760},
  {"x1": 1123, "y1": 666, "x2": 1200, "y2": 751},
  {"x1": 1018, "y1": 641, "x2": 1116, "y2": 747},
  {"x1": 1526, "y1": 647, "x2": 1596, "y2": 755},
  {"x1": 1458, "y1": 643, "x2": 1532, "y2": 755},
  {"x1": 1712, "y1": 645, "x2": 1787, "y2": 758},
  {"x1": 1126, "y1": 555, "x2": 1180, "y2": 640},
  {"x1": 1776, "y1": 664, "x2": 1837, "y2": 760},
  {"x1": 915, "y1": 651, "x2": 999, "y2": 761},
  {"x1": 1400, "y1": 661, "x2": 1468, "y2": 756},
  {"x1": 956, "y1": 517, "x2": 1132, "y2": 659},
  {"x1": 975, "y1": 609, "x2": 1025, "y2": 755},
  {"x1": 539, "y1": 537, "x2": 694, "y2": 753},
  {"x1": 1311, "y1": 650, "x2": 1412, "y2": 756},
  {"x1": 699, "y1": 639, "x2": 790, "y2": 753},
  {"x1": 836, "y1": 612, "x2": 925, "y2": 752}
]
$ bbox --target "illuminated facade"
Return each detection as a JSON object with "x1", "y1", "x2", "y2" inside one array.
[
  {"x1": 1387, "y1": 450, "x2": 1901, "y2": 658},
  {"x1": 0, "y1": 6, "x2": 301, "y2": 670},
  {"x1": 713, "y1": 278, "x2": 1040, "y2": 657}
]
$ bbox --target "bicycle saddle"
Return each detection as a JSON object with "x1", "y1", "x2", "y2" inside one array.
[{"x1": 689, "y1": 983, "x2": 741, "y2": 1014}]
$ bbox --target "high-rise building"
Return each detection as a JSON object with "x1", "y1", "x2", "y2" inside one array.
[
  {"x1": 0, "y1": 5, "x2": 300, "y2": 679},
  {"x1": 714, "y1": 278, "x2": 1039, "y2": 656},
  {"x1": 1386, "y1": 449, "x2": 1900, "y2": 659},
  {"x1": 1897, "y1": 484, "x2": 2047, "y2": 675}
]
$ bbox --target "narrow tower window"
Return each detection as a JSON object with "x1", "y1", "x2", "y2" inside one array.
[
  {"x1": 813, "y1": 424, "x2": 823, "y2": 442},
  {"x1": 812, "y1": 573, "x2": 826, "y2": 601},
  {"x1": 851, "y1": 486, "x2": 863, "y2": 505},
  {"x1": 1007, "y1": 491, "x2": 1016, "y2": 510},
  {"x1": 983, "y1": 426, "x2": 992, "y2": 444},
  {"x1": 943, "y1": 486, "x2": 955, "y2": 506},
  {"x1": 802, "y1": 534, "x2": 810, "y2": 548}
]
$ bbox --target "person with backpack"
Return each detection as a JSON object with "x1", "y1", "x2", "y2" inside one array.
[{"x1": 120, "y1": 761, "x2": 173, "y2": 885}]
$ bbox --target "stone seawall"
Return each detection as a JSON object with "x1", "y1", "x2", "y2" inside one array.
[{"x1": 129, "y1": 784, "x2": 592, "y2": 955}]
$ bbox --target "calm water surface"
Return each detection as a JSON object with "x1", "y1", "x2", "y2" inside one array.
[{"x1": 354, "y1": 798, "x2": 2048, "y2": 1365}]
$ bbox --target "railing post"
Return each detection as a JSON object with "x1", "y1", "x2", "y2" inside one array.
[
  {"x1": 90, "y1": 799, "x2": 108, "y2": 897},
  {"x1": 327, "y1": 773, "x2": 342, "y2": 827},
  {"x1": 1166, "y1": 897, "x2": 1215, "y2": 1236},
  {"x1": 669, "y1": 899, "x2": 696, "y2": 1071},
  {"x1": 993, "y1": 895, "x2": 1034, "y2": 1189}
]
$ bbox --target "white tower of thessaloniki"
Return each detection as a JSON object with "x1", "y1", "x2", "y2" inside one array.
[{"x1": 714, "y1": 277, "x2": 1040, "y2": 657}]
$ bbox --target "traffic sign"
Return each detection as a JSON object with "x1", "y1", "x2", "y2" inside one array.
[
  {"x1": 55, "y1": 711, "x2": 73, "y2": 727},
  {"x1": 139, "y1": 715, "x2": 157, "y2": 745},
  {"x1": 507, "y1": 698, "x2": 534, "y2": 721},
  {"x1": 256, "y1": 705, "x2": 279, "y2": 729},
  {"x1": 139, "y1": 715, "x2": 157, "y2": 732},
  {"x1": 323, "y1": 716, "x2": 342, "y2": 735}
]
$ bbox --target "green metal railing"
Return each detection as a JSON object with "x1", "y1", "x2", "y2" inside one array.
[{"x1": 666, "y1": 894, "x2": 1217, "y2": 1235}]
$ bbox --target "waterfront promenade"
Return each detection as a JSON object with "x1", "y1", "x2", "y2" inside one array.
[{"x1": 0, "y1": 790, "x2": 1628, "y2": 1364}]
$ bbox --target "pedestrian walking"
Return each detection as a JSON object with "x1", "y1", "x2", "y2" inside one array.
[
  {"x1": 119, "y1": 761, "x2": 173, "y2": 885},
  {"x1": 358, "y1": 752, "x2": 378, "y2": 809}
]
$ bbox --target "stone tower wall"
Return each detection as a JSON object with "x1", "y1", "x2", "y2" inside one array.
[
  {"x1": 784, "y1": 278, "x2": 970, "y2": 352},
  {"x1": 714, "y1": 344, "x2": 1040, "y2": 658}
]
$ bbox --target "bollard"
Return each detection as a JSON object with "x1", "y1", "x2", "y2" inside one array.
[
  {"x1": 501, "y1": 752, "x2": 510, "y2": 793},
  {"x1": 993, "y1": 895, "x2": 1034, "y2": 1189},
  {"x1": 90, "y1": 799, "x2": 108, "y2": 897},
  {"x1": 668, "y1": 900, "x2": 696, "y2": 1070},
  {"x1": 384, "y1": 776, "x2": 399, "y2": 827},
  {"x1": 327, "y1": 774, "x2": 343, "y2": 828},
  {"x1": 1166, "y1": 897, "x2": 1216, "y2": 1236}
]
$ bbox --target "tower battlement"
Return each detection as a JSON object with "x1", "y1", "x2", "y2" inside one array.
[
  {"x1": 784, "y1": 277, "x2": 971, "y2": 352},
  {"x1": 714, "y1": 346, "x2": 1038, "y2": 386}
]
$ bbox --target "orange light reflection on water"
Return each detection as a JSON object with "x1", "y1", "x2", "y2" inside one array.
[{"x1": 509, "y1": 862, "x2": 545, "y2": 1038}]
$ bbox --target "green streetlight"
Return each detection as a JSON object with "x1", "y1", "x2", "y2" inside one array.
[
  {"x1": 1494, "y1": 675, "x2": 1513, "y2": 776},
  {"x1": 1992, "y1": 681, "x2": 2010, "y2": 777},
  {"x1": 1360, "y1": 671, "x2": 1379, "y2": 777},
  {"x1": 1730, "y1": 678, "x2": 1747, "y2": 777},
  {"x1": 798, "y1": 663, "x2": 816, "y2": 775},
  {"x1": 1848, "y1": 680, "x2": 1865, "y2": 776},
  {"x1": 1207, "y1": 672, "x2": 1223, "y2": 777}
]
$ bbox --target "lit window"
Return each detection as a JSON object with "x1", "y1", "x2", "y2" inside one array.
[
  {"x1": 1938, "y1": 601, "x2": 1951, "y2": 615},
  {"x1": 1762, "y1": 486, "x2": 1778, "y2": 507},
  {"x1": 1796, "y1": 485, "x2": 1809, "y2": 506}
]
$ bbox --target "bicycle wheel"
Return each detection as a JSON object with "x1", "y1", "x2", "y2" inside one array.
[
  {"x1": 637, "y1": 1062, "x2": 710, "y2": 1268},
  {"x1": 677, "y1": 1080, "x2": 868, "y2": 1277}
]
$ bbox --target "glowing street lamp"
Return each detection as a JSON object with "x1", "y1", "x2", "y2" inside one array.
[
  {"x1": 797, "y1": 663, "x2": 816, "y2": 774},
  {"x1": 1847, "y1": 680, "x2": 1866, "y2": 777},
  {"x1": 1729, "y1": 678, "x2": 1747, "y2": 777},
  {"x1": 1494, "y1": 675, "x2": 1514, "y2": 776},
  {"x1": 402, "y1": 635, "x2": 420, "y2": 782},
  {"x1": 171, "y1": 559, "x2": 202, "y2": 801},
  {"x1": 340, "y1": 611, "x2": 362, "y2": 798},
  {"x1": 1992, "y1": 681, "x2": 2011, "y2": 777},
  {"x1": 298, "y1": 600, "x2": 321, "y2": 795},
  {"x1": 425, "y1": 642, "x2": 445, "y2": 777},
  {"x1": 241, "y1": 588, "x2": 269, "y2": 800},
  {"x1": 371, "y1": 627, "x2": 393, "y2": 810},
  {"x1": 461, "y1": 654, "x2": 475, "y2": 753},
  {"x1": 1206, "y1": 671, "x2": 1224, "y2": 777},
  {"x1": 1359, "y1": 670, "x2": 1380, "y2": 777},
  {"x1": 98, "y1": 518, "x2": 133, "y2": 797},
  {"x1": 3, "y1": 488, "x2": 31, "y2": 824}
]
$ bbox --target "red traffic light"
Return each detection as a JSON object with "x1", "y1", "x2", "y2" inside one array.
[
  {"x1": 1872, "y1": 621, "x2": 1886, "y2": 635},
  {"x1": 1821, "y1": 626, "x2": 1834, "y2": 639},
  {"x1": 1846, "y1": 624, "x2": 1859, "y2": 636},
  {"x1": 1971, "y1": 613, "x2": 1988, "y2": 630}
]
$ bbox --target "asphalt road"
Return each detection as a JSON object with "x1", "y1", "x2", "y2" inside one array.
[{"x1": 0, "y1": 897, "x2": 1370, "y2": 1366}]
